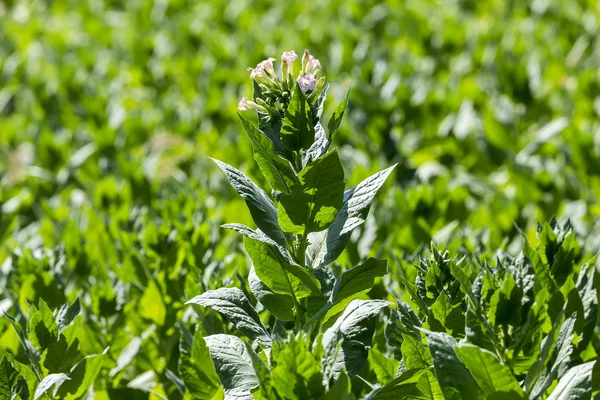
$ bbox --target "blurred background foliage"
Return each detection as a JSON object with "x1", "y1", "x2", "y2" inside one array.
[{"x1": 1, "y1": 0, "x2": 600, "y2": 397}]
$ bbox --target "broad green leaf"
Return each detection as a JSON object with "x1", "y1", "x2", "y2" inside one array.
[
  {"x1": 186, "y1": 288, "x2": 272, "y2": 346},
  {"x1": 302, "y1": 122, "x2": 329, "y2": 167},
  {"x1": 368, "y1": 368, "x2": 431, "y2": 400},
  {"x1": 204, "y1": 334, "x2": 259, "y2": 400},
  {"x1": 280, "y1": 84, "x2": 315, "y2": 153},
  {"x1": 278, "y1": 149, "x2": 345, "y2": 235},
  {"x1": 212, "y1": 158, "x2": 287, "y2": 246},
  {"x1": 319, "y1": 371, "x2": 351, "y2": 400},
  {"x1": 547, "y1": 361, "x2": 595, "y2": 400},
  {"x1": 429, "y1": 291, "x2": 465, "y2": 335},
  {"x1": 401, "y1": 335, "x2": 432, "y2": 369},
  {"x1": 178, "y1": 329, "x2": 222, "y2": 400},
  {"x1": 321, "y1": 257, "x2": 387, "y2": 326},
  {"x1": 244, "y1": 235, "x2": 320, "y2": 299},
  {"x1": 34, "y1": 373, "x2": 70, "y2": 400},
  {"x1": 401, "y1": 336, "x2": 442, "y2": 398},
  {"x1": 455, "y1": 344, "x2": 525, "y2": 398},
  {"x1": 271, "y1": 335, "x2": 324, "y2": 399},
  {"x1": 489, "y1": 273, "x2": 523, "y2": 327},
  {"x1": 28, "y1": 300, "x2": 58, "y2": 350},
  {"x1": 56, "y1": 350, "x2": 107, "y2": 400},
  {"x1": 139, "y1": 280, "x2": 166, "y2": 326},
  {"x1": 42, "y1": 334, "x2": 80, "y2": 374},
  {"x1": 322, "y1": 300, "x2": 389, "y2": 378},
  {"x1": 424, "y1": 331, "x2": 479, "y2": 400},
  {"x1": 239, "y1": 114, "x2": 297, "y2": 194},
  {"x1": 368, "y1": 349, "x2": 399, "y2": 384},
  {"x1": 327, "y1": 86, "x2": 350, "y2": 140},
  {"x1": 248, "y1": 266, "x2": 295, "y2": 321},
  {"x1": 307, "y1": 164, "x2": 396, "y2": 269},
  {"x1": 1, "y1": 353, "x2": 38, "y2": 400}
]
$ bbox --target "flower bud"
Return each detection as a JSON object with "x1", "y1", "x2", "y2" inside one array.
[
  {"x1": 297, "y1": 74, "x2": 317, "y2": 93},
  {"x1": 301, "y1": 49, "x2": 310, "y2": 74},
  {"x1": 281, "y1": 50, "x2": 298, "y2": 78},
  {"x1": 315, "y1": 77, "x2": 326, "y2": 91},
  {"x1": 238, "y1": 96, "x2": 267, "y2": 112}
]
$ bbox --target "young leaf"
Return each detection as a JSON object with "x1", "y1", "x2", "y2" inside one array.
[
  {"x1": 212, "y1": 158, "x2": 287, "y2": 247},
  {"x1": 238, "y1": 114, "x2": 297, "y2": 194},
  {"x1": 34, "y1": 373, "x2": 70, "y2": 400},
  {"x1": 42, "y1": 334, "x2": 80, "y2": 374},
  {"x1": 278, "y1": 149, "x2": 345, "y2": 235},
  {"x1": 204, "y1": 334, "x2": 260, "y2": 400},
  {"x1": 546, "y1": 361, "x2": 595, "y2": 400},
  {"x1": 321, "y1": 258, "x2": 388, "y2": 326},
  {"x1": 327, "y1": 86, "x2": 350, "y2": 141},
  {"x1": 424, "y1": 330, "x2": 480, "y2": 400},
  {"x1": 280, "y1": 84, "x2": 315, "y2": 153},
  {"x1": 454, "y1": 344, "x2": 525, "y2": 398},
  {"x1": 270, "y1": 335, "x2": 324, "y2": 399},
  {"x1": 178, "y1": 329, "x2": 222, "y2": 400},
  {"x1": 186, "y1": 287, "x2": 272, "y2": 346},
  {"x1": 307, "y1": 164, "x2": 396, "y2": 269}
]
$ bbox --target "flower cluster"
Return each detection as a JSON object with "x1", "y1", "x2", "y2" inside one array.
[{"x1": 238, "y1": 49, "x2": 326, "y2": 119}]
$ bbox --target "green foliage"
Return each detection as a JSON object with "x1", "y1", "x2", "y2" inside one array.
[{"x1": 1, "y1": 0, "x2": 600, "y2": 398}]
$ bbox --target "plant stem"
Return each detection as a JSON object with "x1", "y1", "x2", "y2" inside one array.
[{"x1": 283, "y1": 262, "x2": 304, "y2": 331}]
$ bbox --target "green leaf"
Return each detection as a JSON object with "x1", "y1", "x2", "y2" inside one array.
[
  {"x1": 34, "y1": 373, "x2": 70, "y2": 400},
  {"x1": 178, "y1": 329, "x2": 222, "y2": 400},
  {"x1": 280, "y1": 84, "x2": 315, "y2": 153},
  {"x1": 429, "y1": 291, "x2": 465, "y2": 335},
  {"x1": 327, "y1": 86, "x2": 350, "y2": 140},
  {"x1": 302, "y1": 122, "x2": 329, "y2": 167},
  {"x1": 424, "y1": 330, "x2": 479, "y2": 400},
  {"x1": 368, "y1": 349, "x2": 399, "y2": 384},
  {"x1": 139, "y1": 280, "x2": 166, "y2": 326},
  {"x1": 212, "y1": 158, "x2": 287, "y2": 247},
  {"x1": 186, "y1": 288, "x2": 272, "y2": 346},
  {"x1": 489, "y1": 273, "x2": 523, "y2": 327},
  {"x1": 307, "y1": 164, "x2": 396, "y2": 269},
  {"x1": 455, "y1": 344, "x2": 525, "y2": 398},
  {"x1": 368, "y1": 368, "x2": 431, "y2": 400},
  {"x1": 278, "y1": 149, "x2": 345, "y2": 235},
  {"x1": 547, "y1": 361, "x2": 595, "y2": 400},
  {"x1": 400, "y1": 336, "x2": 442, "y2": 398},
  {"x1": 55, "y1": 299, "x2": 80, "y2": 334},
  {"x1": 271, "y1": 335, "x2": 324, "y2": 399},
  {"x1": 248, "y1": 266, "x2": 295, "y2": 321},
  {"x1": 321, "y1": 258, "x2": 388, "y2": 326},
  {"x1": 239, "y1": 114, "x2": 297, "y2": 194},
  {"x1": 244, "y1": 235, "x2": 320, "y2": 299},
  {"x1": 1, "y1": 353, "x2": 38, "y2": 400},
  {"x1": 56, "y1": 350, "x2": 107, "y2": 400},
  {"x1": 28, "y1": 299, "x2": 58, "y2": 350},
  {"x1": 204, "y1": 334, "x2": 259, "y2": 400},
  {"x1": 42, "y1": 334, "x2": 80, "y2": 374},
  {"x1": 322, "y1": 300, "x2": 389, "y2": 379}
]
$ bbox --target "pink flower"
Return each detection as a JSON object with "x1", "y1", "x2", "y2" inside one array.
[
  {"x1": 297, "y1": 74, "x2": 317, "y2": 92},
  {"x1": 238, "y1": 96, "x2": 266, "y2": 112},
  {"x1": 257, "y1": 57, "x2": 276, "y2": 75},
  {"x1": 281, "y1": 50, "x2": 298, "y2": 78},
  {"x1": 281, "y1": 51, "x2": 298, "y2": 63},
  {"x1": 248, "y1": 66, "x2": 271, "y2": 85}
]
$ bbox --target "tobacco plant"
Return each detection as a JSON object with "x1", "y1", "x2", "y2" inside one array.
[{"x1": 184, "y1": 50, "x2": 396, "y2": 399}]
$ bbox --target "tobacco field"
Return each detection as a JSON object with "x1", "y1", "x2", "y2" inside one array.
[{"x1": 1, "y1": 0, "x2": 599, "y2": 399}]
